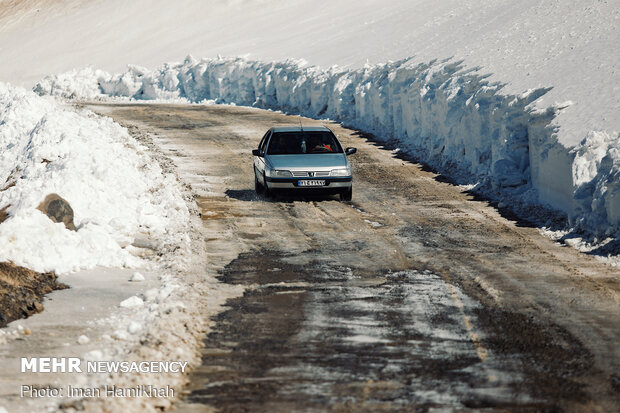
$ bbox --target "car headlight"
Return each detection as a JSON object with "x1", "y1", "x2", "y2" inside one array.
[
  {"x1": 272, "y1": 170, "x2": 293, "y2": 177},
  {"x1": 330, "y1": 168, "x2": 351, "y2": 177}
]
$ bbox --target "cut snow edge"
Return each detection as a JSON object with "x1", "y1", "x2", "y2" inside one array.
[{"x1": 34, "y1": 56, "x2": 620, "y2": 246}]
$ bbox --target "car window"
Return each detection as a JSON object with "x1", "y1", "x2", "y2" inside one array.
[
  {"x1": 258, "y1": 131, "x2": 270, "y2": 153},
  {"x1": 266, "y1": 131, "x2": 343, "y2": 155}
]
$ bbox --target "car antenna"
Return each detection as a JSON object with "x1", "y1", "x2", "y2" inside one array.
[{"x1": 299, "y1": 118, "x2": 304, "y2": 133}]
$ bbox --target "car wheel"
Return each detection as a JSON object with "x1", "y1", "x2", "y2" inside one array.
[
  {"x1": 340, "y1": 187, "x2": 352, "y2": 201},
  {"x1": 262, "y1": 173, "x2": 272, "y2": 198},
  {"x1": 254, "y1": 171, "x2": 264, "y2": 194}
]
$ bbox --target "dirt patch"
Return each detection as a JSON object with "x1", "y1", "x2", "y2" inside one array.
[
  {"x1": 0, "y1": 262, "x2": 66, "y2": 327},
  {"x1": 475, "y1": 308, "x2": 595, "y2": 405}
]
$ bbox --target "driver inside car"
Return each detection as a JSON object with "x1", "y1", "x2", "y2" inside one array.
[{"x1": 310, "y1": 136, "x2": 333, "y2": 152}]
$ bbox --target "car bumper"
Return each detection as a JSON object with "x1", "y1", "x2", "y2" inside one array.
[{"x1": 265, "y1": 177, "x2": 352, "y2": 191}]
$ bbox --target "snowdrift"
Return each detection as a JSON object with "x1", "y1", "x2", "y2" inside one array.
[
  {"x1": 34, "y1": 57, "x2": 620, "y2": 241},
  {"x1": 0, "y1": 83, "x2": 189, "y2": 273}
]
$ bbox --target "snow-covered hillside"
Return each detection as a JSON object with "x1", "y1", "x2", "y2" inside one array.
[
  {"x1": 0, "y1": 0, "x2": 618, "y2": 242},
  {"x1": 0, "y1": 0, "x2": 617, "y2": 146}
]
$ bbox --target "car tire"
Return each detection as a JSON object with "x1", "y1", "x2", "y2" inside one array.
[
  {"x1": 340, "y1": 187, "x2": 352, "y2": 201},
  {"x1": 254, "y1": 171, "x2": 264, "y2": 195},
  {"x1": 262, "y1": 173, "x2": 272, "y2": 198}
]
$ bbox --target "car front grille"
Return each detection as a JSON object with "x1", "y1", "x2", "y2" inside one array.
[{"x1": 291, "y1": 171, "x2": 331, "y2": 177}]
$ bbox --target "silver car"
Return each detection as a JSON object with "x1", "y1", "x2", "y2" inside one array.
[{"x1": 252, "y1": 126, "x2": 357, "y2": 201}]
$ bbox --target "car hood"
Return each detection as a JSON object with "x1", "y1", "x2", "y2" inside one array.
[{"x1": 267, "y1": 154, "x2": 347, "y2": 170}]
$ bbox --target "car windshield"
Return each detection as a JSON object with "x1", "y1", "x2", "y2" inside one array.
[{"x1": 266, "y1": 131, "x2": 343, "y2": 155}]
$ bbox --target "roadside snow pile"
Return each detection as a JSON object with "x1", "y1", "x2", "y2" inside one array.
[
  {"x1": 35, "y1": 56, "x2": 620, "y2": 240},
  {"x1": 0, "y1": 82, "x2": 189, "y2": 273}
]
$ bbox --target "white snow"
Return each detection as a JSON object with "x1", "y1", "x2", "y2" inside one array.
[
  {"x1": 0, "y1": 51, "x2": 236, "y2": 411},
  {"x1": 0, "y1": 0, "x2": 617, "y2": 240},
  {"x1": 0, "y1": 2, "x2": 617, "y2": 407},
  {"x1": 143, "y1": 288, "x2": 160, "y2": 302},
  {"x1": 129, "y1": 271, "x2": 145, "y2": 282},
  {"x1": 34, "y1": 57, "x2": 620, "y2": 239},
  {"x1": 85, "y1": 350, "x2": 104, "y2": 360},
  {"x1": 127, "y1": 321, "x2": 141, "y2": 334},
  {"x1": 0, "y1": 0, "x2": 616, "y2": 145},
  {"x1": 119, "y1": 295, "x2": 144, "y2": 308},
  {"x1": 0, "y1": 83, "x2": 190, "y2": 273}
]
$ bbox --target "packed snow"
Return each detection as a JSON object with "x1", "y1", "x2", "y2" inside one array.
[
  {"x1": 34, "y1": 56, "x2": 620, "y2": 241},
  {"x1": 0, "y1": 83, "x2": 190, "y2": 273}
]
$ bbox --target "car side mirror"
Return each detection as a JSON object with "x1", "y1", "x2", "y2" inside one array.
[
  {"x1": 345, "y1": 147, "x2": 357, "y2": 156},
  {"x1": 252, "y1": 149, "x2": 263, "y2": 157}
]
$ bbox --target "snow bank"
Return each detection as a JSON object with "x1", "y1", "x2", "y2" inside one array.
[
  {"x1": 0, "y1": 82, "x2": 189, "y2": 273},
  {"x1": 35, "y1": 57, "x2": 619, "y2": 240}
]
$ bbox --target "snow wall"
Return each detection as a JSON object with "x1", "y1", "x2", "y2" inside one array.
[
  {"x1": 34, "y1": 56, "x2": 620, "y2": 240},
  {"x1": 0, "y1": 83, "x2": 189, "y2": 273}
]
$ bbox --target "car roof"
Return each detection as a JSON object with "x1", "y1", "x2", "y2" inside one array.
[{"x1": 270, "y1": 125, "x2": 332, "y2": 133}]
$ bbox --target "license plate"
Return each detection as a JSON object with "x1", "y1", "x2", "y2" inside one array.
[{"x1": 298, "y1": 180, "x2": 325, "y2": 187}]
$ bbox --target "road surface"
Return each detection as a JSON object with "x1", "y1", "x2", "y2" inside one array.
[{"x1": 88, "y1": 103, "x2": 620, "y2": 412}]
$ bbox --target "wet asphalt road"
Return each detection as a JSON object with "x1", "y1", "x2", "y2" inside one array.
[{"x1": 88, "y1": 103, "x2": 620, "y2": 412}]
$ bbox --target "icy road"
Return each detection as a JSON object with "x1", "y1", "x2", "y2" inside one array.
[{"x1": 88, "y1": 103, "x2": 620, "y2": 412}]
